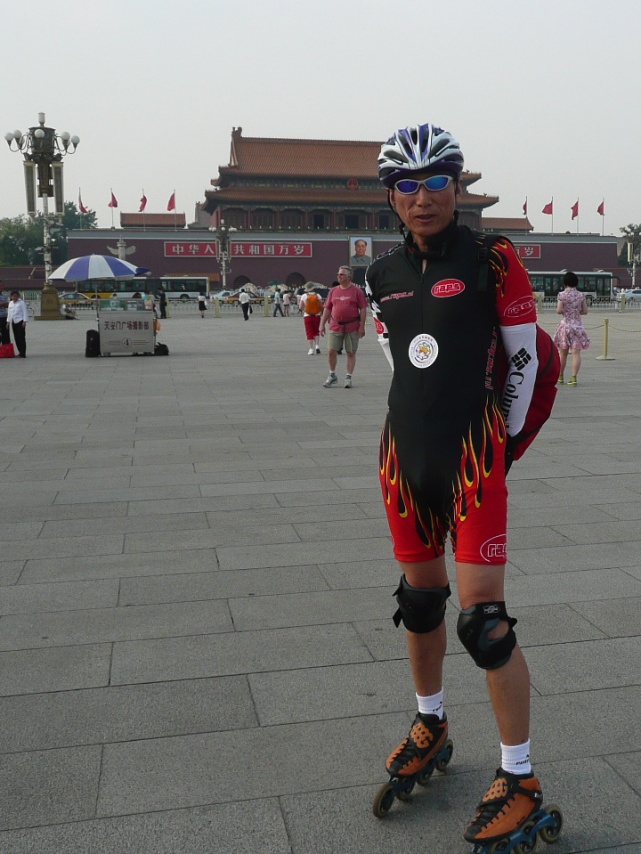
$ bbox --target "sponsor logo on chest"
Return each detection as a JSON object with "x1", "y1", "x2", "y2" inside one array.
[{"x1": 431, "y1": 279, "x2": 465, "y2": 298}]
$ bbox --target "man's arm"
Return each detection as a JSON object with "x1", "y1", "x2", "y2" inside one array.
[{"x1": 365, "y1": 274, "x2": 393, "y2": 370}]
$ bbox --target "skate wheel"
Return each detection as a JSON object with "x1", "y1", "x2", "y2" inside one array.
[
  {"x1": 396, "y1": 777, "x2": 415, "y2": 800},
  {"x1": 514, "y1": 823, "x2": 538, "y2": 854},
  {"x1": 372, "y1": 782, "x2": 395, "y2": 818},
  {"x1": 538, "y1": 805, "x2": 563, "y2": 843},
  {"x1": 435, "y1": 739, "x2": 454, "y2": 773},
  {"x1": 416, "y1": 766, "x2": 434, "y2": 786}
]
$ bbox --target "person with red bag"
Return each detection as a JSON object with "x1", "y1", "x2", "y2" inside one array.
[{"x1": 8, "y1": 291, "x2": 28, "y2": 358}]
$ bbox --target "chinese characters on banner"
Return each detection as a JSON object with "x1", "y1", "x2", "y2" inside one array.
[
  {"x1": 164, "y1": 242, "x2": 313, "y2": 258},
  {"x1": 515, "y1": 245, "x2": 541, "y2": 260}
]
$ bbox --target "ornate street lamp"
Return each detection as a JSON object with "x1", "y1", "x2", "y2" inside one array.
[
  {"x1": 209, "y1": 219, "x2": 237, "y2": 292},
  {"x1": 4, "y1": 112, "x2": 80, "y2": 319}
]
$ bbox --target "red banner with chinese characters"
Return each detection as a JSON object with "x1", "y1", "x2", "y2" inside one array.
[
  {"x1": 164, "y1": 242, "x2": 313, "y2": 258},
  {"x1": 515, "y1": 245, "x2": 541, "y2": 260}
]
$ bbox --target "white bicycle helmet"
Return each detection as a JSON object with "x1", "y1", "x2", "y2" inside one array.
[{"x1": 378, "y1": 123, "x2": 464, "y2": 188}]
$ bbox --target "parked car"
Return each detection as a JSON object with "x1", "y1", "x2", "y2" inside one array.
[
  {"x1": 58, "y1": 292, "x2": 98, "y2": 307},
  {"x1": 225, "y1": 289, "x2": 263, "y2": 305},
  {"x1": 616, "y1": 288, "x2": 641, "y2": 303}
]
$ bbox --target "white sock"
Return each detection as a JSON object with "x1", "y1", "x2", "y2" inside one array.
[
  {"x1": 416, "y1": 689, "x2": 444, "y2": 719},
  {"x1": 501, "y1": 740, "x2": 532, "y2": 775}
]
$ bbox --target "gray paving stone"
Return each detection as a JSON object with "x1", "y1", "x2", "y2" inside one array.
[
  {"x1": 504, "y1": 568, "x2": 641, "y2": 605},
  {"x1": 123, "y1": 523, "x2": 300, "y2": 553},
  {"x1": 0, "y1": 644, "x2": 111, "y2": 696},
  {"x1": 0, "y1": 599, "x2": 231, "y2": 650},
  {"x1": 216, "y1": 536, "x2": 391, "y2": 570},
  {"x1": 0, "y1": 501, "x2": 128, "y2": 524},
  {"x1": 249, "y1": 655, "x2": 487, "y2": 725},
  {"x1": 571, "y1": 597, "x2": 641, "y2": 638},
  {"x1": 119, "y1": 565, "x2": 329, "y2": 606},
  {"x1": 0, "y1": 802, "x2": 291, "y2": 854},
  {"x1": 509, "y1": 542, "x2": 641, "y2": 574},
  {"x1": 229, "y1": 586, "x2": 392, "y2": 630},
  {"x1": 0, "y1": 579, "x2": 118, "y2": 615},
  {"x1": 95, "y1": 716, "x2": 399, "y2": 816},
  {"x1": 527, "y1": 636, "x2": 641, "y2": 694},
  {"x1": 0, "y1": 562, "x2": 24, "y2": 586},
  {"x1": 39, "y1": 512, "x2": 210, "y2": 538},
  {"x1": 19, "y1": 548, "x2": 218, "y2": 583},
  {"x1": 0, "y1": 534, "x2": 124, "y2": 562},
  {"x1": 0, "y1": 676, "x2": 256, "y2": 753},
  {"x1": 110, "y1": 623, "x2": 372, "y2": 685},
  {"x1": 0, "y1": 745, "x2": 101, "y2": 830}
]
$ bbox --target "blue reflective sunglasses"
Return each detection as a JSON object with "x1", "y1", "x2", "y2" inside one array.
[{"x1": 394, "y1": 174, "x2": 454, "y2": 194}]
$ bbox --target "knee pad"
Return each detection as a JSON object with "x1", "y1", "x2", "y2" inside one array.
[
  {"x1": 392, "y1": 575, "x2": 451, "y2": 633},
  {"x1": 456, "y1": 602, "x2": 517, "y2": 670}
]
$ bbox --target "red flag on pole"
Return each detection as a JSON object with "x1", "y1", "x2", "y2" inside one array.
[
  {"x1": 139, "y1": 193, "x2": 148, "y2": 213},
  {"x1": 78, "y1": 192, "x2": 88, "y2": 215},
  {"x1": 597, "y1": 200, "x2": 605, "y2": 216},
  {"x1": 571, "y1": 200, "x2": 579, "y2": 220},
  {"x1": 167, "y1": 191, "x2": 176, "y2": 212},
  {"x1": 542, "y1": 200, "x2": 553, "y2": 215},
  {"x1": 108, "y1": 191, "x2": 118, "y2": 208},
  {"x1": 523, "y1": 197, "x2": 528, "y2": 216}
]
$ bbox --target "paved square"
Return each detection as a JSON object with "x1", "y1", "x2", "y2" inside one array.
[{"x1": 1, "y1": 305, "x2": 641, "y2": 853}]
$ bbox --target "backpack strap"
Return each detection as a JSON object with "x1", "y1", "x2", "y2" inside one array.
[{"x1": 475, "y1": 231, "x2": 499, "y2": 293}]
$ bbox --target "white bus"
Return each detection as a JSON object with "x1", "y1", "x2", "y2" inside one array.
[{"x1": 84, "y1": 276, "x2": 209, "y2": 301}]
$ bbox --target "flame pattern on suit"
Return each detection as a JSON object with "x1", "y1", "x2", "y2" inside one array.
[
  {"x1": 379, "y1": 421, "x2": 447, "y2": 553},
  {"x1": 452, "y1": 398, "x2": 506, "y2": 525},
  {"x1": 379, "y1": 397, "x2": 506, "y2": 563}
]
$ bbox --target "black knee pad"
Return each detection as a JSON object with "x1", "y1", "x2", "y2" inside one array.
[
  {"x1": 392, "y1": 575, "x2": 451, "y2": 633},
  {"x1": 456, "y1": 602, "x2": 517, "y2": 670}
]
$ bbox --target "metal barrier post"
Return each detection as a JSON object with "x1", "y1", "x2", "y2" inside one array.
[
  {"x1": 596, "y1": 317, "x2": 615, "y2": 360},
  {"x1": 214, "y1": 298, "x2": 222, "y2": 318}
]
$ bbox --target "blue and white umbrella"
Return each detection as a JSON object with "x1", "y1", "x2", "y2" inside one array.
[{"x1": 50, "y1": 254, "x2": 149, "y2": 282}]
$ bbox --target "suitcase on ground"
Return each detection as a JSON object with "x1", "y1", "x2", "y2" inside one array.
[
  {"x1": 85, "y1": 329, "x2": 101, "y2": 357},
  {"x1": 0, "y1": 342, "x2": 15, "y2": 358}
]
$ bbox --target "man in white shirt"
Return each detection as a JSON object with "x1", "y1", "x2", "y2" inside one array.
[
  {"x1": 8, "y1": 291, "x2": 28, "y2": 357},
  {"x1": 238, "y1": 289, "x2": 251, "y2": 321}
]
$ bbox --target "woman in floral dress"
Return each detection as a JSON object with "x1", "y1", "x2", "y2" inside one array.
[{"x1": 554, "y1": 271, "x2": 591, "y2": 386}]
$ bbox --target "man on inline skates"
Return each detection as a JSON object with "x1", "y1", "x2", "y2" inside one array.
[{"x1": 366, "y1": 123, "x2": 558, "y2": 848}]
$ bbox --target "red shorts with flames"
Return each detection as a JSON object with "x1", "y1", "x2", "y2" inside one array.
[{"x1": 379, "y1": 405, "x2": 508, "y2": 566}]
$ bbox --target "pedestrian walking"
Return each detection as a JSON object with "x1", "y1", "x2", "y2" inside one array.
[
  {"x1": 554, "y1": 271, "x2": 591, "y2": 386},
  {"x1": 273, "y1": 288, "x2": 284, "y2": 317},
  {"x1": 299, "y1": 282, "x2": 323, "y2": 355},
  {"x1": 319, "y1": 267, "x2": 367, "y2": 388}
]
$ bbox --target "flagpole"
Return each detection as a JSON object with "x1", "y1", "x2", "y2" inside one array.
[
  {"x1": 551, "y1": 197, "x2": 554, "y2": 235},
  {"x1": 601, "y1": 199, "x2": 605, "y2": 236},
  {"x1": 577, "y1": 198, "x2": 579, "y2": 235},
  {"x1": 110, "y1": 188, "x2": 114, "y2": 228},
  {"x1": 173, "y1": 189, "x2": 177, "y2": 232}
]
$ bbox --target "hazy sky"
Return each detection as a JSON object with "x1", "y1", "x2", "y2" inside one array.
[{"x1": 2, "y1": 0, "x2": 639, "y2": 237}]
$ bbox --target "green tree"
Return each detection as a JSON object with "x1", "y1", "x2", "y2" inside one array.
[
  {"x1": 619, "y1": 224, "x2": 641, "y2": 267},
  {"x1": 0, "y1": 201, "x2": 97, "y2": 267}
]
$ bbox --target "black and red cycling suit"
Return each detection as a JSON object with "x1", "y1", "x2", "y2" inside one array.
[{"x1": 365, "y1": 219, "x2": 538, "y2": 566}]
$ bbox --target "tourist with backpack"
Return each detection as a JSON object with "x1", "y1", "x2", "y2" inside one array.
[
  {"x1": 365, "y1": 123, "x2": 561, "y2": 849},
  {"x1": 299, "y1": 282, "x2": 323, "y2": 355}
]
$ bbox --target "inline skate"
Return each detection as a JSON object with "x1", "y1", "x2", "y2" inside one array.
[
  {"x1": 372, "y1": 713, "x2": 453, "y2": 818},
  {"x1": 465, "y1": 768, "x2": 563, "y2": 853}
]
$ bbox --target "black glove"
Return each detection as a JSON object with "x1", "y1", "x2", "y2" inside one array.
[{"x1": 505, "y1": 434, "x2": 519, "y2": 474}]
